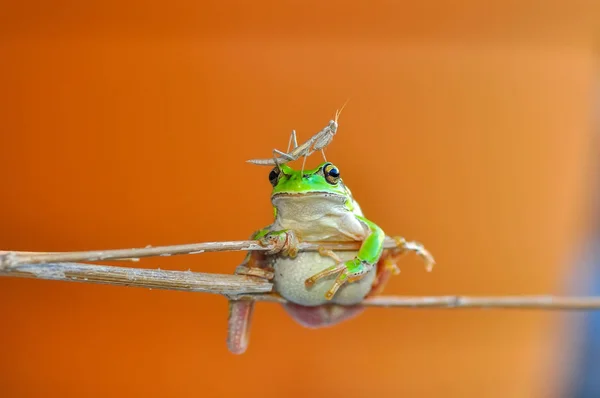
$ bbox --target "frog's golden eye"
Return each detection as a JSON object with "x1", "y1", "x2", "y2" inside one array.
[
  {"x1": 323, "y1": 163, "x2": 340, "y2": 185},
  {"x1": 269, "y1": 167, "x2": 281, "y2": 186}
]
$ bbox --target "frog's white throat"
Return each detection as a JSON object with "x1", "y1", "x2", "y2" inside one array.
[
  {"x1": 271, "y1": 192, "x2": 366, "y2": 241},
  {"x1": 271, "y1": 192, "x2": 347, "y2": 222}
]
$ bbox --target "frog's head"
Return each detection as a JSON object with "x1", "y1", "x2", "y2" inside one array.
[{"x1": 269, "y1": 161, "x2": 350, "y2": 203}]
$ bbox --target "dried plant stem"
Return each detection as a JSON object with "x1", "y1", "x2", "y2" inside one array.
[
  {"x1": 0, "y1": 241, "x2": 264, "y2": 267},
  {"x1": 1, "y1": 262, "x2": 272, "y2": 295},
  {"x1": 245, "y1": 294, "x2": 600, "y2": 310},
  {"x1": 0, "y1": 237, "x2": 404, "y2": 268},
  {"x1": 3, "y1": 261, "x2": 600, "y2": 310}
]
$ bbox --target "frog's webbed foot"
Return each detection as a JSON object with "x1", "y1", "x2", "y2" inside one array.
[
  {"x1": 368, "y1": 251, "x2": 402, "y2": 297},
  {"x1": 258, "y1": 230, "x2": 300, "y2": 258},
  {"x1": 368, "y1": 237, "x2": 435, "y2": 297},
  {"x1": 391, "y1": 236, "x2": 435, "y2": 272},
  {"x1": 305, "y1": 257, "x2": 373, "y2": 300}
]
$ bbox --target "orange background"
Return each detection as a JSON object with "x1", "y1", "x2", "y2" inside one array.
[{"x1": 1, "y1": 1, "x2": 599, "y2": 397}]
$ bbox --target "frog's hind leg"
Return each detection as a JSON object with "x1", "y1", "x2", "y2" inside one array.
[
  {"x1": 227, "y1": 299, "x2": 255, "y2": 354},
  {"x1": 368, "y1": 249, "x2": 402, "y2": 297},
  {"x1": 317, "y1": 247, "x2": 342, "y2": 263},
  {"x1": 282, "y1": 302, "x2": 365, "y2": 329},
  {"x1": 227, "y1": 265, "x2": 274, "y2": 354},
  {"x1": 227, "y1": 233, "x2": 274, "y2": 355},
  {"x1": 305, "y1": 247, "x2": 352, "y2": 299}
]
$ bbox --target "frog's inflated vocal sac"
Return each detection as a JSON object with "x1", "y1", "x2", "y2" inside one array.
[{"x1": 227, "y1": 161, "x2": 433, "y2": 354}]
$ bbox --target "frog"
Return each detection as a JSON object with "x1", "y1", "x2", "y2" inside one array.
[{"x1": 226, "y1": 161, "x2": 434, "y2": 354}]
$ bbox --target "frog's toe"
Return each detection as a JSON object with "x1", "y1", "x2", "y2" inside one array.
[
  {"x1": 324, "y1": 271, "x2": 350, "y2": 300},
  {"x1": 305, "y1": 260, "x2": 371, "y2": 301},
  {"x1": 391, "y1": 236, "x2": 436, "y2": 272},
  {"x1": 317, "y1": 247, "x2": 343, "y2": 263},
  {"x1": 304, "y1": 263, "x2": 346, "y2": 288},
  {"x1": 259, "y1": 230, "x2": 299, "y2": 258}
]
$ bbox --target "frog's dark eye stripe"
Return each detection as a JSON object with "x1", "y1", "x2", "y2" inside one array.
[
  {"x1": 323, "y1": 163, "x2": 340, "y2": 185},
  {"x1": 269, "y1": 167, "x2": 281, "y2": 186}
]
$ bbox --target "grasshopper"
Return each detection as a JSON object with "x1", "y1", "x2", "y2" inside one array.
[{"x1": 247, "y1": 103, "x2": 348, "y2": 170}]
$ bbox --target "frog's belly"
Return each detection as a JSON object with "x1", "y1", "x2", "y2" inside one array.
[{"x1": 273, "y1": 251, "x2": 376, "y2": 306}]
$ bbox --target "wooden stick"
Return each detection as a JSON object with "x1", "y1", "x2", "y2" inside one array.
[
  {"x1": 3, "y1": 261, "x2": 600, "y2": 310},
  {"x1": 0, "y1": 262, "x2": 272, "y2": 295},
  {"x1": 243, "y1": 294, "x2": 600, "y2": 309},
  {"x1": 0, "y1": 237, "x2": 406, "y2": 268}
]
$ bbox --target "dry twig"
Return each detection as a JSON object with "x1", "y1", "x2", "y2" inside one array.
[
  {"x1": 0, "y1": 237, "x2": 404, "y2": 268},
  {"x1": 1, "y1": 262, "x2": 272, "y2": 295},
  {"x1": 2, "y1": 239, "x2": 600, "y2": 310},
  {"x1": 1, "y1": 258, "x2": 600, "y2": 310}
]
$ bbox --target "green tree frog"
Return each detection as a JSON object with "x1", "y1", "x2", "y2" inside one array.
[{"x1": 227, "y1": 161, "x2": 434, "y2": 354}]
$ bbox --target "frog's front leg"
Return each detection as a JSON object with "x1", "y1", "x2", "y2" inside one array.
[
  {"x1": 368, "y1": 236, "x2": 436, "y2": 297},
  {"x1": 391, "y1": 236, "x2": 436, "y2": 272},
  {"x1": 233, "y1": 228, "x2": 300, "y2": 278},
  {"x1": 258, "y1": 229, "x2": 300, "y2": 258},
  {"x1": 305, "y1": 216, "x2": 385, "y2": 300}
]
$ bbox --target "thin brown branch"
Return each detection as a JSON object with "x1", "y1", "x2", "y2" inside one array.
[
  {"x1": 0, "y1": 262, "x2": 272, "y2": 295},
  {"x1": 2, "y1": 261, "x2": 600, "y2": 310},
  {"x1": 0, "y1": 237, "x2": 404, "y2": 268},
  {"x1": 241, "y1": 294, "x2": 600, "y2": 309}
]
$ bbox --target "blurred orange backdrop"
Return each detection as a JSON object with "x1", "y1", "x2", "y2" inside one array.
[{"x1": 1, "y1": 1, "x2": 599, "y2": 397}]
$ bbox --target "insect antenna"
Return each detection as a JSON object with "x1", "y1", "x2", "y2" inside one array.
[{"x1": 335, "y1": 98, "x2": 350, "y2": 124}]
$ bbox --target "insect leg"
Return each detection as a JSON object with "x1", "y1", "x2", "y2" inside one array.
[
  {"x1": 272, "y1": 149, "x2": 296, "y2": 165},
  {"x1": 286, "y1": 130, "x2": 298, "y2": 152}
]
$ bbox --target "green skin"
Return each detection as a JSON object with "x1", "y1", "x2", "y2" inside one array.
[
  {"x1": 227, "y1": 161, "x2": 433, "y2": 354},
  {"x1": 256, "y1": 161, "x2": 385, "y2": 297},
  {"x1": 227, "y1": 161, "x2": 386, "y2": 355}
]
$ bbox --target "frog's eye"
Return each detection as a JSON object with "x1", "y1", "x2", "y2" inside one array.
[
  {"x1": 269, "y1": 167, "x2": 281, "y2": 186},
  {"x1": 323, "y1": 163, "x2": 340, "y2": 185}
]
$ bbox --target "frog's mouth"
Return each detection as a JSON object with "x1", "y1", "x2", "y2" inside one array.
[
  {"x1": 271, "y1": 191, "x2": 348, "y2": 209},
  {"x1": 271, "y1": 191, "x2": 347, "y2": 201}
]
